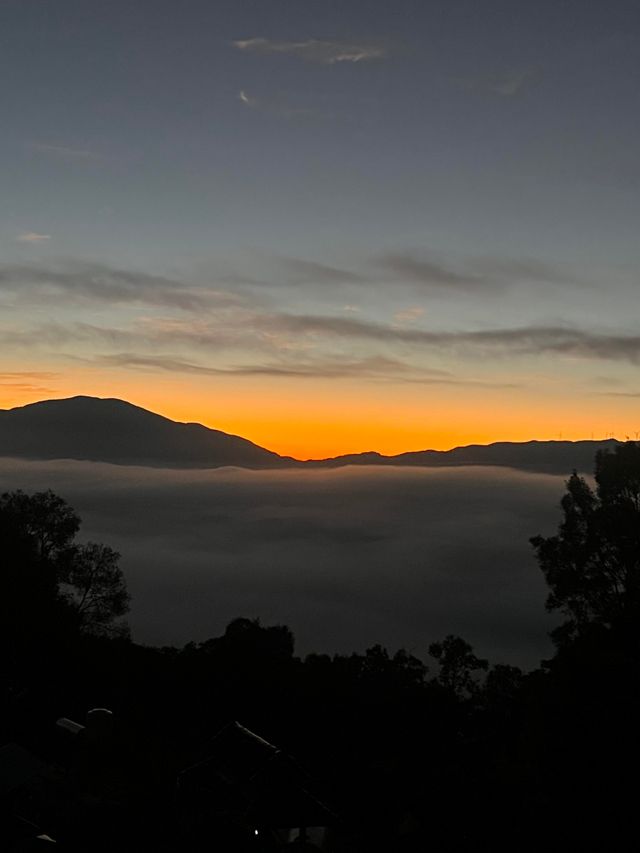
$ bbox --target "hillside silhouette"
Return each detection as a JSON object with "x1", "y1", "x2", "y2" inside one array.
[
  {"x1": 311, "y1": 439, "x2": 621, "y2": 474},
  {"x1": 0, "y1": 396, "x2": 292, "y2": 469},
  {"x1": 0, "y1": 395, "x2": 620, "y2": 474}
]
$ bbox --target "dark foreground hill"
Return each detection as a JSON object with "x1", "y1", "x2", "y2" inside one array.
[
  {"x1": 0, "y1": 395, "x2": 620, "y2": 473},
  {"x1": 0, "y1": 396, "x2": 292, "y2": 469}
]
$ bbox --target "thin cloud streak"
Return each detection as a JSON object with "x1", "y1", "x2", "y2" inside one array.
[
  {"x1": 233, "y1": 37, "x2": 387, "y2": 64},
  {"x1": 596, "y1": 391, "x2": 640, "y2": 398},
  {"x1": 15, "y1": 232, "x2": 51, "y2": 244},
  {"x1": 0, "y1": 370, "x2": 59, "y2": 395},
  {"x1": 0, "y1": 261, "x2": 243, "y2": 311},
  {"x1": 92, "y1": 352, "x2": 461, "y2": 383},
  {"x1": 378, "y1": 251, "x2": 496, "y2": 292},
  {"x1": 455, "y1": 68, "x2": 538, "y2": 98},
  {"x1": 237, "y1": 90, "x2": 324, "y2": 120},
  {"x1": 7, "y1": 311, "x2": 640, "y2": 369},
  {"x1": 238, "y1": 89, "x2": 257, "y2": 107},
  {"x1": 28, "y1": 142, "x2": 103, "y2": 161},
  {"x1": 258, "y1": 315, "x2": 640, "y2": 365},
  {"x1": 226, "y1": 250, "x2": 578, "y2": 294},
  {"x1": 0, "y1": 251, "x2": 577, "y2": 314},
  {"x1": 373, "y1": 250, "x2": 575, "y2": 293},
  {"x1": 487, "y1": 70, "x2": 535, "y2": 97},
  {"x1": 0, "y1": 371, "x2": 58, "y2": 381},
  {"x1": 393, "y1": 307, "x2": 425, "y2": 327},
  {"x1": 271, "y1": 255, "x2": 365, "y2": 285},
  {"x1": 0, "y1": 381, "x2": 56, "y2": 394},
  {"x1": 470, "y1": 256, "x2": 577, "y2": 285}
]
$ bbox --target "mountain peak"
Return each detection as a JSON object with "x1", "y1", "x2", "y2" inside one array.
[{"x1": 0, "y1": 396, "x2": 289, "y2": 469}]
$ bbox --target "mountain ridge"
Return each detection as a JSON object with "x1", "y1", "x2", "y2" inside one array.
[
  {"x1": 0, "y1": 395, "x2": 621, "y2": 474},
  {"x1": 0, "y1": 395, "x2": 292, "y2": 470}
]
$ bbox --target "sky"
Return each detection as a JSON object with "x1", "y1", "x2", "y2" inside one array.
[{"x1": 1, "y1": 0, "x2": 640, "y2": 458}]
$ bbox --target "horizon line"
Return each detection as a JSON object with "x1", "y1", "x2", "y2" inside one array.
[{"x1": 1, "y1": 392, "x2": 630, "y2": 462}]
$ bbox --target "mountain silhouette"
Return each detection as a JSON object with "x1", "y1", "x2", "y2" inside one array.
[
  {"x1": 0, "y1": 396, "x2": 620, "y2": 473},
  {"x1": 308, "y1": 440, "x2": 620, "y2": 474},
  {"x1": 0, "y1": 396, "x2": 291, "y2": 469}
]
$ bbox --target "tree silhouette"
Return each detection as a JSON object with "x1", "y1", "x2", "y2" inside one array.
[
  {"x1": 62, "y1": 542, "x2": 130, "y2": 637},
  {"x1": 0, "y1": 488, "x2": 79, "y2": 561},
  {"x1": 207, "y1": 616, "x2": 295, "y2": 661},
  {"x1": 358, "y1": 644, "x2": 427, "y2": 689},
  {"x1": 0, "y1": 489, "x2": 130, "y2": 640},
  {"x1": 531, "y1": 442, "x2": 640, "y2": 647},
  {"x1": 428, "y1": 634, "x2": 488, "y2": 698}
]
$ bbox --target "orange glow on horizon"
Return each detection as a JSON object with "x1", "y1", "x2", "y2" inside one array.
[{"x1": 2, "y1": 368, "x2": 639, "y2": 460}]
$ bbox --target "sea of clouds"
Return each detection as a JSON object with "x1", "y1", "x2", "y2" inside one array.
[{"x1": 0, "y1": 459, "x2": 568, "y2": 668}]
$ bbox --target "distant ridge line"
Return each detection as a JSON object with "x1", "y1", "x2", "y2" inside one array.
[{"x1": 0, "y1": 395, "x2": 623, "y2": 475}]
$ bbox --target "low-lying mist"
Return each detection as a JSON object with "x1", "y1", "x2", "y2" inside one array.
[{"x1": 0, "y1": 458, "x2": 566, "y2": 668}]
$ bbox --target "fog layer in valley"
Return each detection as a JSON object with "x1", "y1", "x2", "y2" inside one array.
[{"x1": 0, "y1": 459, "x2": 566, "y2": 668}]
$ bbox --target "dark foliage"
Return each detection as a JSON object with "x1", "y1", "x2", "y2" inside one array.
[
  {"x1": 428, "y1": 634, "x2": 488, "y2": 698},
  {"x1": 3, "y1": 451, "x2": 640, "y2": 850},
  {"x1": 531, "y1": 442, "x2": 640, "y2": 647},
  {"x1": 0, "y1": 489, "x2": 130, "y2": 647}
]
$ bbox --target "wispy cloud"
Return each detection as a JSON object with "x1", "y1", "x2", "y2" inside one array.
[
  {"x1": 87, "y1": 350, "x2": 402, "y2": 381},
  {"x1": 470, "y1": 256, "x2": 576, "y2": 285},
  {"x1": 28, "y1": 141, "x2": 103, "y2": 161},
  {"x1": 15, "y1": 232, "x2": 51, "y2": 244},
  {"x1": 0, "y1": 371, "x2": 58, "y2": 381},
  {"x1": 219, "y1": 249, "x2": 577, "y2": 298},
  {"x1": 92, "y1": 353, "x2": 234, "y2": 376},
  {"x1": 0, "y1": 321, "x2": 141, "y2": 350},
  {"x1": 22, "y1": 310, "x2": 640, "y2": 368},
  {"x1": 271, "y1": 255, "x2": 365, "y2": 285},
  {"x1": 0, "y1": 261, "x2": 244, "y2": 311},
  {"x1": 233, "y1": 37, "x2": 387, "y2": 64},
  {"x1": 393, "y1": 307, "x2": 425, "y2": 327},
  {"x1": 456, "y1": 69, "x2": 538, "y2": 98},
  {"x1": 257, "y1": 315, "x2": 640, "y2": 366},
  {"x1": 237, "y1": 89, "x2": 324, "y2": 120},
  {"x1": 5, "y1": 248, "x2": 640, "y2": 395},
  {"x1": 0, "y1": 371, "x2": 59, "y2": 395},
  {"x1": 222, "y1": 254, "x2": 365, "y2": 288},
  {"x1": 375, "y1": 250, "x2": 577, "y2": 294},
  {"x1": 376, "y1": 251, "x2": 498, "y2": 293},
  {"x1": 238, "y1": 89, "x2": 258, "y2": 107},
  {"x1": 487, "y1": 70, "x2": 533, "y2": 97},
  {"x1": 89, "y1": 351, "x2": 506, "y2": 386},
  {"x1": 0, "y1": 382, "x2": 56, "y2": 394}
]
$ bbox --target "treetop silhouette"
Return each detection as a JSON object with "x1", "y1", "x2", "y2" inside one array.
[
  {"x1": 531, "y1": 442, "x2": 640, "y2": 647},
  {"x1": 0, "y1": 489, "x2": 130, "y2": 640}
]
